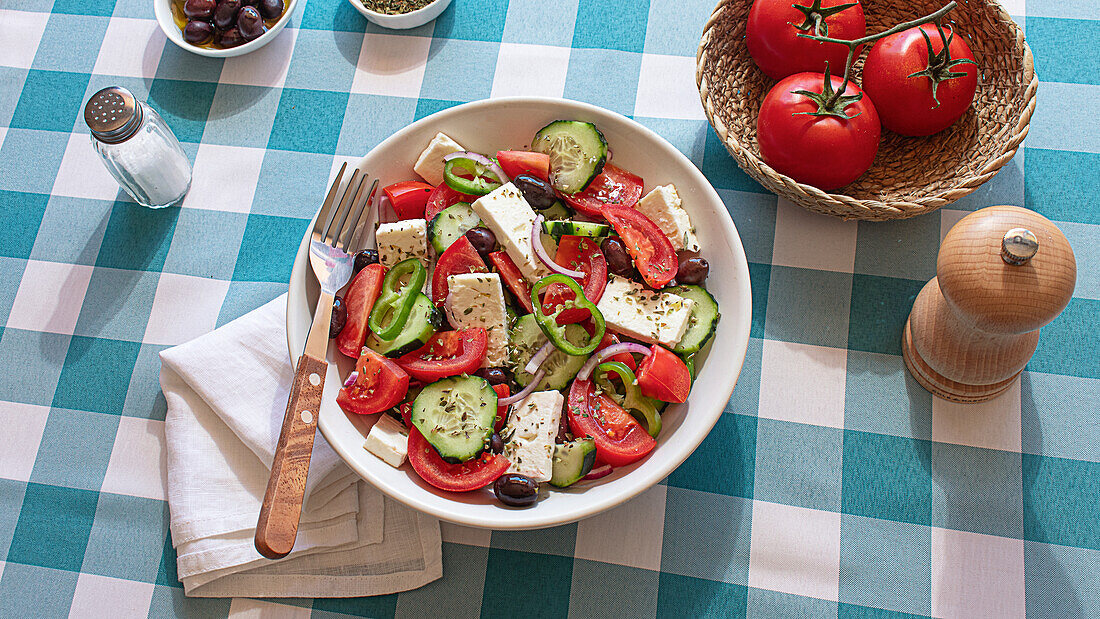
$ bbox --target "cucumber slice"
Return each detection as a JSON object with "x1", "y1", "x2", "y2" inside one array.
[
  {"x1": 549, "y1": 438, "x2": 596, "y2": 488},
  {"x1": 428, "y1": 202, "x2": 481, "y2": 253},
  {"x1": 509, "y1": 314, "x2": 589, "y2": 391},
  {"x1": 412, "y1": 375, "x2": 497, "y2": 462},
  {"x1": 542, "y1": 220, "x2": 611, "y2": 241},
  {"x1": 665, "y1": 285, "x2": 720, "y2": 354},
  {"x1": 367, "y1": 294, "x2": 441, "y2": 358},
  {"x1": 532, "y1": 120, "x2": 608, "y2": 194},
  {"x1": 541, "y1": 201, "x2": 573, "y2": 220}
]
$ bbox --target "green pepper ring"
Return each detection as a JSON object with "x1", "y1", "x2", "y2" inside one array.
[
  {"x1": 443, "y1": 157, "x2": 503, "y2": 196},
  {"x1": 529, "y1": 274, "x2": 605, "y2": 356},
  {"x1": 593, "y1": 361, "x2": 662, "y2": 438},
  {"x1": 368, "y1": 257, "x2": 427, "y2": 341}
]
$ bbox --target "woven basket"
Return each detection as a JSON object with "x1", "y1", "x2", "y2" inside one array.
[{"x1": 696, "y1": 0, "x2": 1037, "y2": 220}]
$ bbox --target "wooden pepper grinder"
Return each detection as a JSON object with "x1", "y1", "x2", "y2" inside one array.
[{"x1": 903, "y1": 205, "x2": 1076, "y2": 402}]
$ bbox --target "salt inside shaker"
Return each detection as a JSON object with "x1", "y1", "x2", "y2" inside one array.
[{"x1": 84, "y1": 87, "x2": 192, "y2": 208}]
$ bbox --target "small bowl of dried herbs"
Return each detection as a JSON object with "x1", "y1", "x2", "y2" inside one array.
[{"x1": 350, "y1": 0, "x2": 452, "y2": 29}]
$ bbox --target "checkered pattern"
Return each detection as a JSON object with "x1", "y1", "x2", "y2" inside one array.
[{"x1": 1, "y1": 0, "x2": 1098, "y2": 616}]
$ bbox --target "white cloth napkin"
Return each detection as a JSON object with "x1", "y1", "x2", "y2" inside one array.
[{"x1": 159, "y1": 294, "x2": 441, "y2": 598}]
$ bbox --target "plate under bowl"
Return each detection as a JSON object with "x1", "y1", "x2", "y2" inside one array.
[{"x1": 286, "y1": 96, "x2": 752, "y2": 529}]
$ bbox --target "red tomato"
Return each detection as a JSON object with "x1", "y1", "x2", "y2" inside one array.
[
  {"x1": 335, "y1": 264, "x2": 387, "y2": 358},
  {"x1": 407, "y1": 426, "x2": 511, "y2": 492},
  {"x1": 487, "y1": 251, "x2": 534, "y2": 313},
  {"x1": 399, "y1": 402, "x2": 412, "y2": 427},
  {"x1": 861, "y1": 24, "x2": 978, "y2": 137},
  {"x1": 541, "y1": 235, "x2": 608, "y2": 324},
  {"x1": 336, "y1": 347, "x2": 410, "y2": 415},
  {"x1": 383, "y1": 180, "x2": 434, "y2": 220},
  {"x1": 746, "y1": 0, "x2": 866, "y2": 81},
  {"x1": 567, "y1": 378, "x2": 656, "y2": 467},
  {"x1": 757, "y1": 72, "x2": 880, "y2": 191},
  {"x1": 602, "y1": 206, "x2": 678, "y2": 288},
  {"x1": 425, "y1": 183, "x2": 476, "y2": 222},
  {"x1": 395, "y1": 329, "x2": 488, "y2": 382},
  {"x1": 561, "y1": 164, "x2": 643, "y2": 218},
  {"x1": 491, "y1": 384, "x2": 510, "y2": 431},
  {"x1": 636, "y1": 345, "x2": 692, "y2": 403},
  {"x1": 497, "y1": 150, "x2": 549, "y2": 181},
  {"x1": 431, "y1": 236, "x2": 488, "y2": 307}
]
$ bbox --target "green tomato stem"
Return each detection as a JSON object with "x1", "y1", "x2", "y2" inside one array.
[{"x1": 797, "y1": 1, "x2": 960, "y2": 108}]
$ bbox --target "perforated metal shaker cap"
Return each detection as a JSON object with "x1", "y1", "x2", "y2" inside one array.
[{"x1": 84, "y1": 86, "x2": 143, "y2": 144}]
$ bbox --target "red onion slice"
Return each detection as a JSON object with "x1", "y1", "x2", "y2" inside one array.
[
  {"x1": 531, "y1": 215, "x2": 585, "y2": 279},
  {"x1": 576, "y1": 342, "x2": 652, "y2": 381},
  {"x1": 442, "y1": 151, "x2": 510, "y2": 186},
  {"x1": 583, "y1": 464, "x2": 613, "y2": 480},
  {"x1": 377, "y1": 194, "x2": 394, "y2": 224},
  {"x1": 524, "y1": 340, "x2": 556, "y2": 375},
  {"x1": 343, "y1": 371, "x2": 359, "y2": 387},
  {"x1": 498, "y1": 369, "x2": 547, "y2": 407}
]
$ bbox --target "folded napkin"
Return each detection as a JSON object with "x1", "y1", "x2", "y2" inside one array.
[{"x1": 160, "y1": 295, "x2": 441, "y2": 598}]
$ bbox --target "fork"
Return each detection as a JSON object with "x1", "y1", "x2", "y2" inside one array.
[{"x1": 255, "y1": 163, "x2": 377, "y2": 560}]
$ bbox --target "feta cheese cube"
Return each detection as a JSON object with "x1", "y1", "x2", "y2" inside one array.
[
  {"x1": 471, "y1": 183, "x2": 552, "y2": 283},
  {"x1": 502, "y1": 390, "x2": 563, "y2": 482},
  {"x1": 596, "y1": 275, "x2": 696, "y2": 347},
  {"x1": 444, "y1": 272, "x2": 509, "y2": 366},
  {"x1": 375, "y1": 219, "x2": 430, "y2": 269},
  {"x1": 635, "y1": 184, "x2": 699, "y2": 252},
  {"x1": 364, "y1": 414, "x2": 409, "y2": 468},
  {"x1": 413, "y1": 132, "x2": 465, "y2": 187}
]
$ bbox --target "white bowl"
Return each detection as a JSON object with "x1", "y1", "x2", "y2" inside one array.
[
  {"x1": 286, "y1": 97, "x2": 752, "y2": 529},
  {"x1": 154, "y1": 0, "x2": 297, "y2": 58},
  {"x1": 346, "y1": 0, "x2": 452, "y2": 29}
]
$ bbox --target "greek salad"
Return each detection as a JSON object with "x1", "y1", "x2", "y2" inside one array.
[{"x1": 331, "y1": 120, "x2": 720, "y2": 508}]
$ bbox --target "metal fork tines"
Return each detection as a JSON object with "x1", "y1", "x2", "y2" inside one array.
[{"x1": 309, "y1": 162, "x2": 378, "y2": 294}]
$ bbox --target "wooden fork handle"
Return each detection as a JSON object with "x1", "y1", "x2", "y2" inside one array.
[{"x1": 254, "y1": 353, "x2": 327, "y2": 559}]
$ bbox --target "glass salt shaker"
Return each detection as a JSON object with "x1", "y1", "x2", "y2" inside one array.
[{"x1": 84, "y1": 86, "x2": 192, "y2": 208}]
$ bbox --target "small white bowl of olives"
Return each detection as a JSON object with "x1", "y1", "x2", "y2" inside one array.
[
  {"x1": 155, "y1": 0, "x2": 298, "y2": 57},
  {"x1": 348, "y1": 0, "x2": 452, "y2": 30}
]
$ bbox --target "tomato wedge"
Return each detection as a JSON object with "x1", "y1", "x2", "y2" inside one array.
[
  {"x1": 425, "y1": 183, "x2": 476, "y2": 222},
  {"x1": 407, "y1": 426, "x2": 510, "y2": 492},
  {"x1": 395, "y1": 329, "x2": 488, "y2": 382},
  {"x1": 561, "y1": 164, "x2": 643, "y2": 218},
  {"x1": 488, "y1": 251, "x2": 534, "y2": 313},
  {"x1": 602, "y1": 206, "x2": 678, "y2": 288},
  {"x1": 492, "y1": 383, "x2": 510, "y2": 431},
  {"x1": 636, "y1": 345, "x2": 692, "y2": 403},
  {"x1": 541, "y1": 235, "x2": 608, "y2": 324},
  {"x1": 335, "y1": 263, "x2": 387, "y2": 358},
  {"x1": 567, "y1": 378, "x2": 656, "y2": 467},
  {"x1": 431, "y1": 236, "x2": 488, "y2": 307},
  {"x1": 497, "y1": 150, "x2": 549, "y2": 181},
  {"x1": 336, "y1": 347, "x2": 410, "y2": 415},
  {"x1": 383, "y1": 180, "x2": 434, "y2": 220}
]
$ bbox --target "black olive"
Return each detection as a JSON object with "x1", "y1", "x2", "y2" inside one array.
[
  {"x1": 183, "y1": 0, "x2": 216, "y2": 19},
  {"x1": 258, "y1": 0, "x2": 284, "y2": 19},
  {"x1": 474, "y1": 367, "x2": 508, "y2": 386},
  {"x1": 236, "y1": 5, "x2": 266, "y2": 40},
  {"x1": 183, "y1": 19, "x2": 214, "y2": 44},
  {"x1": 216, "y1": 26, "x2": 246, "y2": 47},
  {"x1": 353, "y1": 249, "x2": 379, "y2": 273},
  {"x1": 601, "y1": 236, "x2": 634, "y2": 278},
  {"x1": 494, "y1": 473, "x2": 538, "y2": 507},
  {"x1": 677, "y1": 256, "x2": 709, "y2": 285},
  {"x1": 464, "y1": 227, "x2": 496, "y2": 258},
  {"x1": 556, "y1": 408, "x2": 571, "y2": 444},
  {"x1": 212, "y1": 0, "x2": 241, "y2": 30},
  {"x1": 329, "y1": 296, "x2": 347, "y2": 338},
  {"x1": 488, "y1": 433, "x2": 504, "y2": 454},
  {"x1": 512, "y1": 174, "x2": 558, "y2": 210}
]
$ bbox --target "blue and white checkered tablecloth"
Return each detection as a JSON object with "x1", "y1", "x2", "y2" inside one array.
[{"x1": 1, "y1": 0, "x2": 1098, "y2": 616}]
